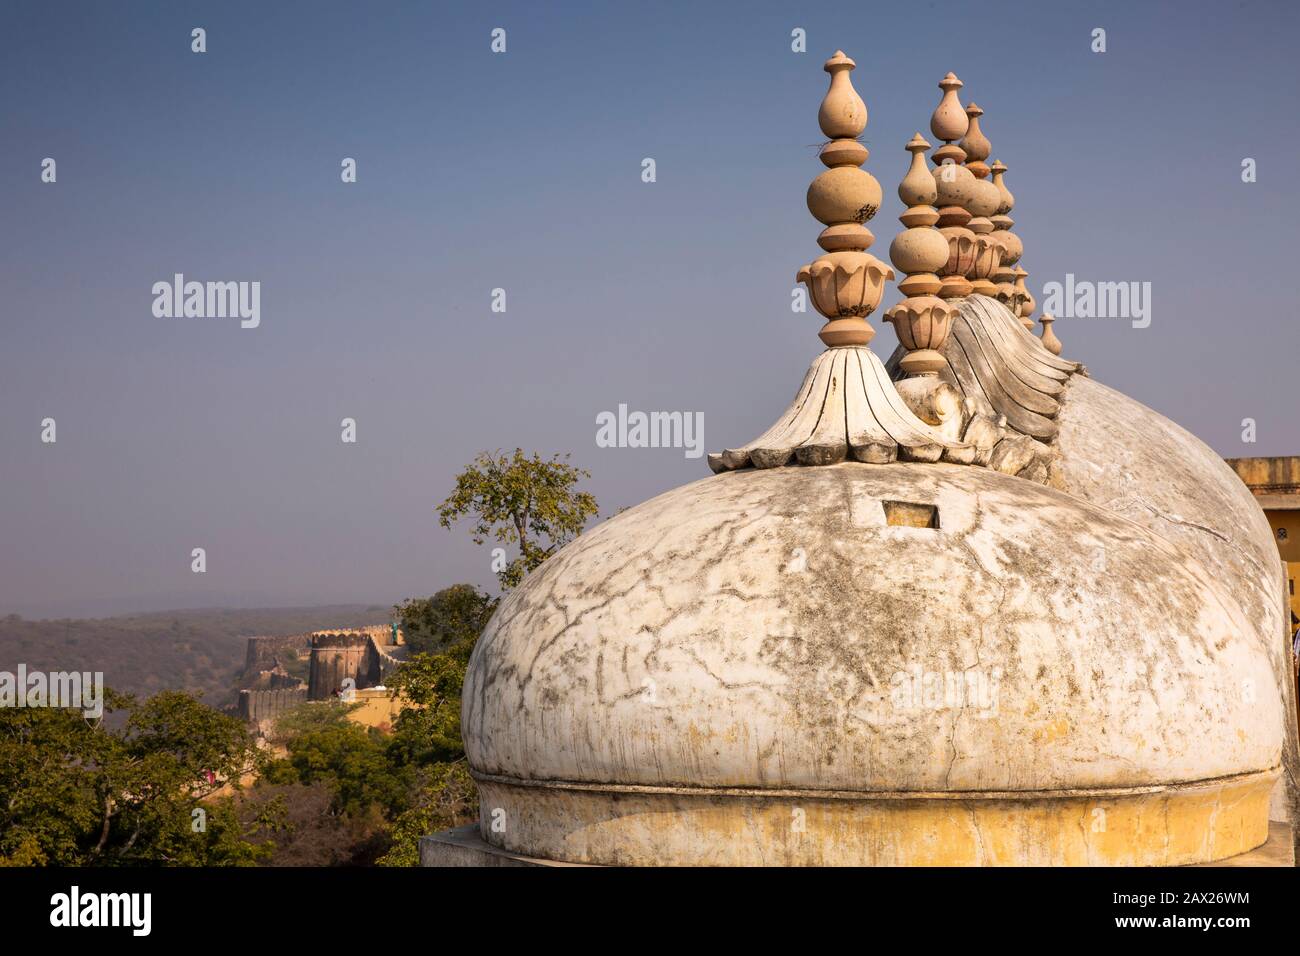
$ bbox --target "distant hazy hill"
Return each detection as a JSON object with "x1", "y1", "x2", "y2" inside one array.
[{"x1": 0, "y1": 605, "x2": 393, "y2": 708}]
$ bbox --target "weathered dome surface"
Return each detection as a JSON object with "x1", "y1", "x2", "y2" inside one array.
[
  {"x1": 1054, "y1": 375, "x2": 1285, "y2": 677},
  {"x1": 464, "y1": 463, "x2": 1281, "y2": 865},
  {"x1": 883, "y1": 296, "x2": 1285, "y2": 687},
  {"x1": 1052, "y1": 373, "x2": 1297, "y2": 826}
]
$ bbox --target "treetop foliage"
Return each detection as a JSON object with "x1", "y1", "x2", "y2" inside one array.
[{"x1": 437, "y1": 449, "x2": 598, "y2": 589}]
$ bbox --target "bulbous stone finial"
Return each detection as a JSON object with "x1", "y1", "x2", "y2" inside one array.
[
  {"x1": 1039, "y1": 313, "x2": 1062, "y2": 355},
  {"x1": 930, "y1": 72, "x2": 969, "y2": 166},
  {"x1": 961, "y1": 103, "x2": 992, "y2": 179},
  {"x1": 710, "y1": 53, "x2": 980, "y2": 472},
  {"x1": 961, "y1": 105, "x2": 1003, "y2": 297},
  {"x1": 818, "y1": 51, "x2": 867, "y2": 139},
  {"x1": 886, "y1": 134, "x2": 956, "y2": 376},
  {"x1": 1013, "y1": 266, "x2": 1036, "y2": 330},
  {"x1": 928, "y1": 73, "x2": 975, "y2": 300},
  {"x1": 989, "y1": 159, "x2": 1022, "y2": 266},
  {"x1": 897, "y1": 133, "x2": 938, "y2": 210},
  {"x1": 991, "y1": 158, "x2": 1015, "y2": 216},
  {"x1": 988, "y1": 159, "x2": 1019, "y2": 308},
  {"x1": 799, "y1": 52, "x2": 894, "y2": 348}
]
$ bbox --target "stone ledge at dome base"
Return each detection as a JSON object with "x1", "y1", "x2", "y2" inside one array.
[
  {"x1": 419, "y1": 825, "x2": 594, "y2": 867},
  {"x1": 418, "y1": 820, "x2": 1295, "y2": 868},
  {"x1": 423, "y1": 770, "x2": 1281, "y2": 867},
  {"x1": 419, "y1": 821, "x2": 1293, "y2": 869}
]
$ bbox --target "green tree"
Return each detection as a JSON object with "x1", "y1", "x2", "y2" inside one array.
[
  {"x1": 267, "y1": 698, "x2": 359, "y2": 745},
  {"x1": 0, "y1": 691, "x2": 125, "y2": 866},
  {"x1": 255, "y1": 640, "x2": 484, "y2": 867},
  {"x1": 263, "y1": 707, "x2": 412, "y2": 818},
  {"x1": 235, "y1": 782, "x2": 387, "y2": 867},
  {"x1": 226, "y1": 451, "x2": 602, "y2": 865},
  {"x1": 438, "y1": 449, "x2": 598, "y2": 589},
  {"x1": 375, "y1": 649, "x2": 479, "y2": 866},
  {"x1": 371, "y1": 450, "x2": 605, "y2": 863},
  {"x1": 395, "y1": 584, "x2": 498, "y2": 657},
  {"x1": 385, "y1": 650, "x2": 469, "y2": 768},
  {"x1": 372, "y1": 589, "x2": 500, "y2": 865},
  {"x1": 376, "y1": 762, "x2": 476, "y2": 867},
  {"x1": 0, "y1": 690, "x2": 268, "y2": 866}
]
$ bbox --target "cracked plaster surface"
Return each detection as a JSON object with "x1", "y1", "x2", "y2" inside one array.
[{"x1": 464, "y1": 463, "x2": 1282, "y2": 795}]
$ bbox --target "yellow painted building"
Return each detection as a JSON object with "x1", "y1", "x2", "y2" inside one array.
[
  {"x1": 344, "y1": 687, "x2": 406, "y2": 732},
  {"x1": 1226, "y1": 456, "x2": 1300, "y2": 626}
]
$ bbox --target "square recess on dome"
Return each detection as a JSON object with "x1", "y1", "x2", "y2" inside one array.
[{"x1": 882, "y1": 500, "x2": 940, "y2": 529}]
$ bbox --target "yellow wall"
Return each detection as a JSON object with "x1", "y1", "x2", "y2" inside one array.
[
  {"x1": 1259, "y1": 509, "x2": 1300, "y2": 624},
  {"x1": 1224, "y1": 458, "x2": 1300, "y2": 625},
  {"x1": 1227, "y1": 456, "x2": 1300, "y2": 492},
  {"x1": 345, "y1": 689, "x2": 406, "y2": 732},
  {"x1": 1264, "y1": 510, "x2": 1300, "y2": 564}
]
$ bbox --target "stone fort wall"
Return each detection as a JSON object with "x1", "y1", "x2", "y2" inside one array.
[
  {"x1": 241, "y1": 633, "x2": 312, "y2": 681},
  {"x1": 238, "y1": 687, "x2": 308, "y2": 725}
]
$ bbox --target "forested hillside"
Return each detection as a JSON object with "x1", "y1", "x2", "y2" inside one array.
[{"x1": 0, "y1": 605, "x2": 392, "y2": 707}]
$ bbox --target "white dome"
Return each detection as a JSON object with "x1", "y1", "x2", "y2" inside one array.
[
  {"x1": 1056, "y1": 375, "x2": 1285, "y2": 676},
  {"x1": 463, "y1": 462, "x2": 1281, "y2": 865}
]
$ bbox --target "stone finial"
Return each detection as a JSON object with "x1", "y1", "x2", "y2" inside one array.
[
  {"x1": 992, "y1": 260, "x2": 1017, "y2": 309},
  {"x1": 891, "y1": 134, "x2": 945, "y2": 296},
  {"x1": 1013, "y1": 266, "x2": 1036, "y2": 330},
  {"x1": 798, "y1": 52, "x2": 894, "y2": 348},
  {"x1": 929, "y1": 73, "x2": 976, "y2": 300},
  {"x1": 885, "y1": 296, "x2": 1084, "y2": 449},
  {"x1": 991, "y1": 159, "x2": 1015, "y2": 222},
  {"x1": 990, "y1": 159, "x2": 1022, "y2": 265},
  {"x1": 817, "y1": 49, "x2": 867, "y2": 139},
  {"x1": 960, "y1": 103, "x2": 992, "y2": 179},
  {"x1": 710, "y1": 53, "x2": 987, "y2": 473},
  {"x1": 989, "y1": 160, "x2": 1020, "y2": 308},
  {"x1": 1039, "y1": 313, "x2": 1062, "y2": 355},
  {"x1": 961, "y1": 105, "x2": 1003, "y2": 297},
  {"x1": 885, "y1": 134, "x2": 956, "y2": 375},
  {"x1": 930, "y1": 73, "x2": 969, "y2": 166}
]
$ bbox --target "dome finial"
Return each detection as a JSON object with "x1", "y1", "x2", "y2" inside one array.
[
  {"x1": 930, "y1": 72, "x2": 968, "y2": 166},
  {"x1": 962, "y1": 104, "x2": 1003, "y2": 297},
  {"x1": 1039, "y1": 313, "x2": 1062, "y2": 355},
  {"x1": 798, "y1": 51, "x2": 893, "y2": 347},
  {"x1": 989, "y1": 159, "x2": 1021, "y2": 308},
  {"x1": 885, "y1": 134, "x2": 956, "y2": 376},
  {"x1": 1012, "y1": 265, "x2": 1036, "y2": 330},
  {"x1": 818, "y1": 51, "x2": 865, "y2": 138},
  {"x1": 711, "y1": 56, "x2": 977, "y2": 471},
  {"x1": 960, "y1": 102, "x2": 991, "y2": 179},
  {"x1": 930, "y1": 72, "x2": 975, "y2": 300}
]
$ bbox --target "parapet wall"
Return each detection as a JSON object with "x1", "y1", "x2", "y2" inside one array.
[
  {"x1": 238, "y1": 687, "x2": 308, "y2": 724},
  {"x1": 306, "y1": 626, "x2": 407, "y2": 699},
  {"x1": 1226, "y1": 456, "x2": 1300, "y2": 494},
  {"x1": 309, "y1": 642, "x2": 370, "y2": 699},
  {"x1": 241, "y1": 633, "x2": 312, "y2": 680}
]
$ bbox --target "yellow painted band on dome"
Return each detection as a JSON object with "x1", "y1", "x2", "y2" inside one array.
[{"x1": 475, "y1": 769, "x2": 1277, "y2": 867}]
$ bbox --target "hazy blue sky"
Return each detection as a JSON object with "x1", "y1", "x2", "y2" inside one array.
[{"x1": 2, "y1": 0, "x2": 1297, "y2": 617}]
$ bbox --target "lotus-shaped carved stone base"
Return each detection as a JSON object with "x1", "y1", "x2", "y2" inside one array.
[
  {"x1": 708, "y1": 346, "x2": 973, "y2": 470},
  {"x1": 967, "y1": 236, "x2": 1003, "y2": 296},
  {"x1": 884, "y1": 295, "x2": 957, "y2": 375},
  {"x1": 797, "y1": 251, "x2": 895, "y2": 347}
]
